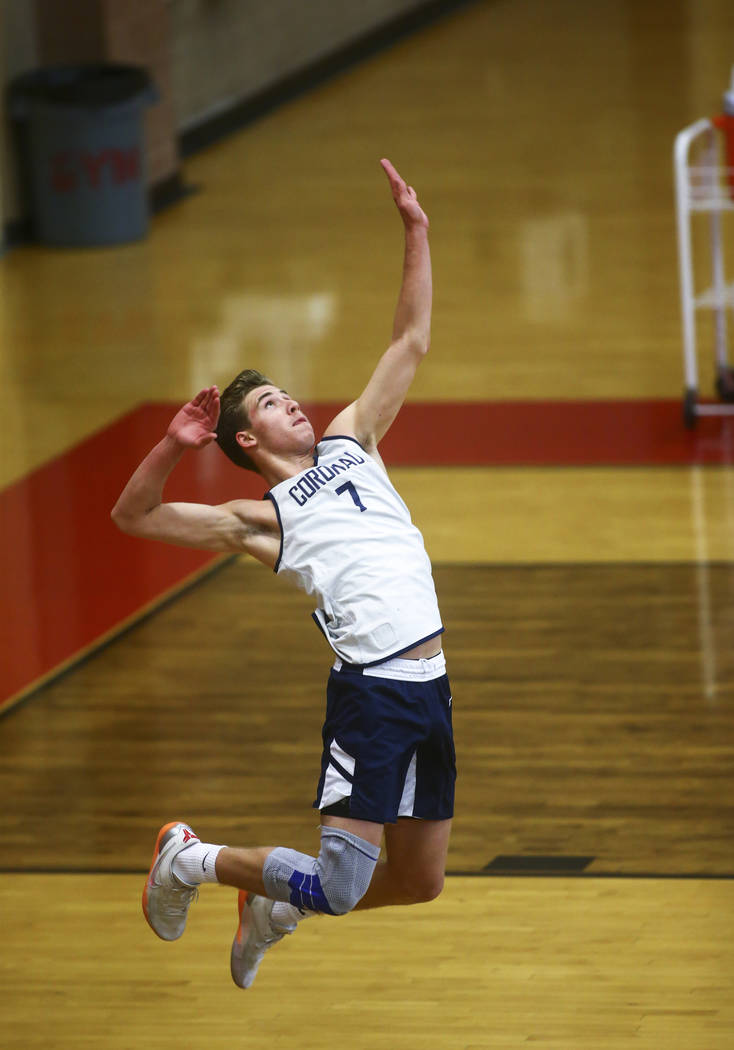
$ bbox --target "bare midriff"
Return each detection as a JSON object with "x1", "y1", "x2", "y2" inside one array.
[{"x1": 400, "y1": 638, "x2": 443, "y2": 661}]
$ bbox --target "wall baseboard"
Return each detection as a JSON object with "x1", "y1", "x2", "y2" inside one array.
[{"x1": 179, "y1": 0, "x2": 477, "y2": 157}]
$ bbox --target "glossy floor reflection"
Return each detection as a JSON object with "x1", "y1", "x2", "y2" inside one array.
[{"x1": 2, "y1": 559, "x2": 732, "y2": 874}]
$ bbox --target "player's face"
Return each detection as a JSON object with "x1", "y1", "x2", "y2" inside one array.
[{"x1": 242, "y1": 385, "x2": 315, "y2": 454}]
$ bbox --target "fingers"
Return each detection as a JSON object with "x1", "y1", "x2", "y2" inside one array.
[
  {"x1": 380, "y1": 158, "x2": 424, "y2": 214},
  {"x1": 382, "y1": 158, "x2": 428, "y2": 227},
  {"x1": 187, "y1": 386, "x2": 220, "y2": 435},
  {"x1": 380, "y1": 157, "x2": 405, "y2": 195},
  {"x1": 380, "y1": 157, "x2": 398, "y2": 180},
  {"x1": 204, "y1": 386, "x2": 220, "y2": 423},
  {"x1": 191, "y1": 384, "x2": 219, "y2": 405}
]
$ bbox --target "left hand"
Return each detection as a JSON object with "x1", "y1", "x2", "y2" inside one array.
[
  {"x1": 167, "y1": 386, "x2": 220, "y2": 449},
  {"x1": 380, "y1": 158, "x2": 429, "y2": 230}
]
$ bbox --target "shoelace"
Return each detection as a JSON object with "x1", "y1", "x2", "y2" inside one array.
[
  {"x1": 164, "y1": 885, "x2": 199, "y2": 916},
  {"x1": 257, "y1": 922, "x2": 286, "y2": 949}
]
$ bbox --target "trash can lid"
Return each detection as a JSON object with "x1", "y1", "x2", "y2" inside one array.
[{"x1": 9, "y1": 64, "x2": 151, "y2": 109}]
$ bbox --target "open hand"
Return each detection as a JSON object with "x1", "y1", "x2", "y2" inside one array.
[
  {"x1": 380, "y1": 158, "x2": 429, "y2": 229},
  {"x1": 167, "y1": 386, "x2": 220, "y2": 449}
]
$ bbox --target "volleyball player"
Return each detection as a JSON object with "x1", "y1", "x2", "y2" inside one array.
[{"x1": 112, "y1": 159, "x2": 456, "y2": 988}]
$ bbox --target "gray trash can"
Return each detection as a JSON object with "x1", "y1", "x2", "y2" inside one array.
[{"x1": 8, "y1": 64, "x2": 158, "y2": 247}]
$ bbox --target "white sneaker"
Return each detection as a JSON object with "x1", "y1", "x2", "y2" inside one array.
[
  {"x1": 230, "y1": 892, "x2": 291, "y2": 988},
  {"x1": 142, "y1": 822, "x2": 200, "y2": 941}
]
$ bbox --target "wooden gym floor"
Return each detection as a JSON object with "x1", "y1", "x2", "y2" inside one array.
[{"x1": 2, "y1": 1, "x2": 734, "y2": 1046}]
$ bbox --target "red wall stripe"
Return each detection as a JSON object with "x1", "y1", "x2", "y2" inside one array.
[{"x1": 1, "y1": 399, "x2": 732, "y2": 708}]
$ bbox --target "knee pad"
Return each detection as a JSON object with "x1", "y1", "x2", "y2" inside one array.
[{"x1": 263, "y1": 827, "x2": 380, "y2": 915}]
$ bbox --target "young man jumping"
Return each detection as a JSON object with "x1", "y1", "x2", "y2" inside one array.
[{"x1": 112, "y1": 158, "x2": 456, "y2": 988}]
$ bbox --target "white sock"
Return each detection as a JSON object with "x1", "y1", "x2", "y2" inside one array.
[
  {"x1": 271, "y1": 900, "x2": 311, "y2": 932},
  {"x1": 172, "y1": 842, "x2": 224, "y2": 885}
]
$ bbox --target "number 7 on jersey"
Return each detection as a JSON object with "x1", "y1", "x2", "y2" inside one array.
[{"x1": 336, "y1": 480, "x2": 367, "y2": 513}]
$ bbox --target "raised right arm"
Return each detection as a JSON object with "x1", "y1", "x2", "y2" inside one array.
[{"x1": 110, "y1": 387, "x2": 279, "y2": 563}]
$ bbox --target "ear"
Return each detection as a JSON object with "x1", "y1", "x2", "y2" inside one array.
[{"x1": 236, "y1": 430, "x2": 257, "y2": 451}]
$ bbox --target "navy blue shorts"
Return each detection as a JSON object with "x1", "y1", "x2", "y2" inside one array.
[{"x1": 313, "y1": 653, "x2": 456, "y2": 824}]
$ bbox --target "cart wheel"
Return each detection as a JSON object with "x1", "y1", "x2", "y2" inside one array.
[
  {"x1": 683, "y1": 388, "x2": 697, "y2": 428},
  {"x1": 715, "y1": 367, "x2": 734, "y2": 402}
]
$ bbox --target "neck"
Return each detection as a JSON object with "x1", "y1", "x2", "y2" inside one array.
[{"x1": 256, "y1": 447, "x2": 316, "y2": 488}]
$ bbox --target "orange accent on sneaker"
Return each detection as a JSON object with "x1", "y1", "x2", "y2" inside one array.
[
  {"x1": 235, "y1": 890, "x2": 255, "y2": 946},
  {"x1": 142, "y1": 821, "x2": 179, "y2": 930}
]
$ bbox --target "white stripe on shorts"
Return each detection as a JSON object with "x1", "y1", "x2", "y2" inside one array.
[
  {"x1": 319, "y1": 738, "x2": 356, "y2": 809},
  {"x1": 397, "y1": 751, "x2": 417, "y2": 817}
]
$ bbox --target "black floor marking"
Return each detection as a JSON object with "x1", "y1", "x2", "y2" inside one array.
[
  {"x1": 485, "y1": 855, "x2": 595, "y2": 873},
  {"x1": 1, "y1": 867, "x2": 733, "y2": 880}
]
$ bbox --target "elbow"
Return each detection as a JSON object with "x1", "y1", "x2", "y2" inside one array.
[
  {"x1": 402, "y1": 330, "x2": 430, "y2": 358},
  {"x1": 110, "y1": 504, "x2": 127, "y2": 533},
  {"x1": 413, "y1": 323, "x2": 431, "y2": 356},
  {"x1": 415, "y1": 336, "x2": 431, "y2": 360},
  {"x1": 111, "y1": 503, "x2": 137, "y2": 536}
]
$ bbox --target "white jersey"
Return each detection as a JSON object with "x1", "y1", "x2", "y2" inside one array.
[{"x1": 266, "y1": 435, "x2": 443, "y2": 666}]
